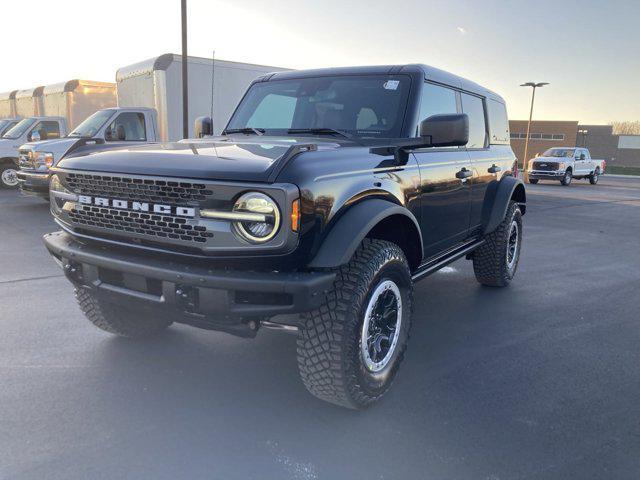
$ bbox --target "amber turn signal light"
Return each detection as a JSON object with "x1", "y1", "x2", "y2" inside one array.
[{"x1": 291, "y1": 199, "x2": 300, "y2": 232}]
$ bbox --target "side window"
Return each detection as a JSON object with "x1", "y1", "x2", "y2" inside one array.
[
  {"x1": 247, "y1": 94, "x2": 297, "y2": 129},
  {"x1": 461, "y1": 93, "x2": 487, "y2": 148},
  {"x1": 31, "y1": 121, "x2": 61, "y2": 141},
  {"x1": 105, "y1": 112, "x2": 146, "y2": 141},
  {"x1": 487, "y1": 99, "x2": 510, "y2": 144},
  {"x1": 416, "y1": 83, "x2": 458, "y2": 136}
]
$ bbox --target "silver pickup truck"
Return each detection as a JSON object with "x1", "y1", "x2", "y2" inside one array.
[{"x1": 527, "y1": 147, "x2": 605, "y2": 186}]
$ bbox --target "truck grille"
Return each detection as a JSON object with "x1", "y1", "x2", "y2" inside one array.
[
  {"x1": 531, "y1": 161, "x2": 559, "y2": 171},
  {"x1": 67, "y1": 205, "x2": 213, "y2": 243},
  {"x1": 19, "y1": 149, "x2": 35, "y2": 170},
  {"x1": 60, "y1": 172, "x2": 218, "y2": 249},
  {"x1": 65, "y1": 172, "x2": 214, "y2": 205}
]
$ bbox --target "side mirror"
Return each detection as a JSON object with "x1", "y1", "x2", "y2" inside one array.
[
  {"x1": 29, "y1": 130, "x2": 41, "y2": 142},
  {"x1": 580, "y1": 154, "x2": 586, "y2": 160},
  {"x1": 419, "y1": 113, "x2": 469, "y2": 147},
  {"x1": 194, "y1": 116, "x2": 213, "y2": 138}
]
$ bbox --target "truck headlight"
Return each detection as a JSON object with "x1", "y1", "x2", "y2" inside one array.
[
  {"x1": 232, "y1": 192, "x2": 281, "y2": 243},
  {"x1": 50, "y1": 174, "x2": 78, "y2": 214},
  {"x1": 34, "y1": 151, "x2": 54, "y2": 171},
  {"x1": 558, "y1": 162, "x2": 566, "y2": 171}
]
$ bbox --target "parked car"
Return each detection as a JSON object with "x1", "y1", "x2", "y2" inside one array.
[
  {"x1": 17, "y1": 108, "x2": 158, "y2": 199},
  {"x1": 44, "y1": 64, "x2": 525, "y2": 409},
  {"x1": 0, "y1": 116, "x2": 67, "y2": 189},
  {"x1": 527, "y1": 147, "x2": 605, "y2": 186}
]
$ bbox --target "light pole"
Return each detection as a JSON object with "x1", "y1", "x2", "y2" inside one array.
[
  {"x1": 520, "y1": 82, "x2": 549, "y2": 182},
  {"x1": 181, "y1": 0, "x2": 189, "y2": 139}
]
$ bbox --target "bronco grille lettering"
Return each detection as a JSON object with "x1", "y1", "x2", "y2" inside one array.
[{"x1": 77, "y1": 195, "x2": 196, "y2": 218}]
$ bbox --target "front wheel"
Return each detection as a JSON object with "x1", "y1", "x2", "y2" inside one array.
[
  {"x1": 297, "y1": 239, "x2": 413, "y2": 409},
  {"x1": 589, "y1": 169, "x2": 600, "y2": 185},
  {"x1": 0, "y1": 164, "x2": 19, "y2": 189},
  {"x1": 560, "y1": 170, "x2": 572, "y2": 186},
  {"x1": 472, "y1": 201, "x2": 523, "y2": 287}
]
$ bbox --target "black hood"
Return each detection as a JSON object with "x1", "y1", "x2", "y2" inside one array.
[{"x1": 57, "y1": 137, "x2": 340, "y2": 182}]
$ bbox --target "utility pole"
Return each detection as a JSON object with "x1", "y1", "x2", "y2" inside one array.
[
  {"x1": 520, "y1": 82, "x2": 549, "y2": 183},
  {"x1": 181, "y1": 0, "x2": 189, "y2": 139}
]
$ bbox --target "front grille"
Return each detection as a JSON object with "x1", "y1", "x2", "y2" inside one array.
[
  {"x1": 532, "y1": 161, "x2": 559, "y2": 171},
  {"x1": 65, "y1": 172, "x2": 214, "y2": 205},
  {"x1": 19, "y1": 149, "x2": 34, "y2": 170},
  {"x1": 67, "y1": 205, "x2": 213, "y2": 243}
]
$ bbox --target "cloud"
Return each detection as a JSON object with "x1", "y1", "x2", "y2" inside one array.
[{"x1": 457, "y1": 26, "x2": 467, "y2": 35}]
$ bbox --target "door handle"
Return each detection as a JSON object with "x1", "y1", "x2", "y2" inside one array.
[
  {"x1": 488, "y1": 164, "x2": 502, "y2": 174},
  {"x1": 456, "y1": 167, "x2": 473, "y2": 180}
]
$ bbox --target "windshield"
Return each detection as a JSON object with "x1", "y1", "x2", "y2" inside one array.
[
  {"x1": 226, "y1": 75, "x2": 412, "y2": 139},
  {"x1": 0, "y1": 120, "x2": 14, "y2": 135},
  {"x1": 68, "y1": 110, "x2": 114, "y2": 138},
  {"x1": 543, "y1": 148, "x2": 575, "y2": 158},
  {"x1": 2, "y1": 118, "x2": 35, "y2": 139}
]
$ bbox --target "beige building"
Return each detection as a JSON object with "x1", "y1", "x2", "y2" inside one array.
[{"x1": 509, "y1": 120, "x2": 579, "y2": 163}]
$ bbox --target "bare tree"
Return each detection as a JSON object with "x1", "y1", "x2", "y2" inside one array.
[{"x1": 610, "y1": 121, "x2": 640, "y2": 135}]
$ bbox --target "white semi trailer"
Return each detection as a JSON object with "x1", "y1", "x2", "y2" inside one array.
[
  {"x1": 116, "y1": 53, "x2": 288, "y2": 140},
  {"x1": 14, "y1": 87, "x2": 45, "y2": 118},
  {"x1": 0, "y1": 90, "x2": 18, "y2": 119},
  {"x1": 41, "y1": 80, "x2": 116, "y2": 130}
]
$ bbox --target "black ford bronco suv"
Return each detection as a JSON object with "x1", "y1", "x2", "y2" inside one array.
[{"x1": 44, "y1": 65, "x2": 525, "y2": 409}]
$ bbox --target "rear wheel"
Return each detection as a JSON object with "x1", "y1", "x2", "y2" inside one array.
[
  {"x1": 297, "y1": 239, "x2": 413, "y2": 409},
  {"x1": 589, "y1": 168, "x2": 600, "y2": 185},
  {"x1": 560, "y1": 170, "x2": 572, "y2": 186},
  {"x1": 75, "y1": 288, "x2": 173, "y2": 338},
  {"x1": 0, "y1": 164, "x2": 18, "y2": 189},
  {"x1": 528, "y1": 178, "x2": 539, "y2": 185},
  {"x1": 472, "y1": 201, "x2": 522, "y2": 287}
]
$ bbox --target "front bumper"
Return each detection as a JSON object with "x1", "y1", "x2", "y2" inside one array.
[
  {"x1": 16, "y1": 170, "x2": 50, "y2": 197},
  {"x1": 528, "y1": 170, "x2": 565, "y2": 180},
  {"x1": 43, "y1": 231, "x2": 335, "y2": 319}
]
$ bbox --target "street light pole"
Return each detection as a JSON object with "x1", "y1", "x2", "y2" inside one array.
[
  {"x1": 520, "y1": 82, "x2": 549, "y2": 183},
  {"x1": 181, "y1": 0, "x2": 189, "y2": 139}
]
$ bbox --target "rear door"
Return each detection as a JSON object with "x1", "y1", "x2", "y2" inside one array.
[
  {"x1": 412, "y1": 82, "x2": 471, "y2": 260},
  {"x1": 462, "y1": 93, "x2": 502, "y2": 234}
]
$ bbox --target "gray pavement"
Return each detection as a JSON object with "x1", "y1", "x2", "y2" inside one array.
[{"x1": 1, "y1": 176, "x2": 639, "y2": 479}]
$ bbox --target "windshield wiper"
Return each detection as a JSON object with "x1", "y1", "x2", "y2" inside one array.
[
  {"x1": 224, "y1": 128, "x2": 265, "y2": 136},
  {"x1": 287, "y1": 128, "x2": 354, "y2": 139}
]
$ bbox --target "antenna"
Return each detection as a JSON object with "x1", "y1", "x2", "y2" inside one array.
[{"x1": 210, "y1": 49, "x2": 215, "y2": 134}]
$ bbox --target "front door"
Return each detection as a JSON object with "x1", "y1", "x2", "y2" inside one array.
[{"x1": 413, "y1": 149, "x2": 471, "y2": 259}]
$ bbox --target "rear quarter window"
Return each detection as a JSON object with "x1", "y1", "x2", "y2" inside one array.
[{"x1": 487, "y1": 99, "x2": 510, "y2": 145}]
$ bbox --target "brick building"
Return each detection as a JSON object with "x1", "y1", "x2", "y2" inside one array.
[
  {"x1": 508, "y1": 120, "x2": 578, "y2": 163},
  {"x1": 509, "y1": 120, "x2": 640, "y2": 168}
]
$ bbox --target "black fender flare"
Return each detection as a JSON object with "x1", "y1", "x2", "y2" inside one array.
[
  {"x1": 308, "y1": 199, "x2": 423, "y2": 269},
  {"x1": 481, "y1": 176, "x2": 526, "y2": 234}
]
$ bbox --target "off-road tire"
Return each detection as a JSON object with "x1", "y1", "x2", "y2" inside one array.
[
  {"x1": 589, "y1": 168, "x2": 600, "y2": 185},
  {"x1": 75, "y1": 288, "x2": 173, "y2": 338},
  {"x1": 528, "y1": 178, "x2": 539, "y2": 185},
  {"x1": 560, "y1": 170, "x2": 572, "y2": 186},
  {"x1": 0, "y1": 164, "x2": 18, "y2": 189},
  {"x1": 297, "y1": 239, "x2": 413, "y2": 409},
  {"x1": 472, "y1": 201, "x2": 522, "y2": 287}
]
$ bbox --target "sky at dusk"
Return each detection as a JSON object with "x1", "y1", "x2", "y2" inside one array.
[{"x1": 1, "y1": 0, "x2": 638, "y2": 124}]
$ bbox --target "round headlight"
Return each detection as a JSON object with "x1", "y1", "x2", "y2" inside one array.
[{"x1": 232, "y1": 192, "x2": 280, "y2": 243}]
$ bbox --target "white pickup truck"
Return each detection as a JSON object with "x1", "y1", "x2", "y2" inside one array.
[
  {"x1": 16, "y1": 107, "x2": 158, "y2": 199},
  {"x1": 527, "y1": 147, "x2": 605, "y2": 186}
]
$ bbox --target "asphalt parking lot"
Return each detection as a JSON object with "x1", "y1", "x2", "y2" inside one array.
[{"x1": 1, "y1": 176, "x2": 639, "y2": 480}]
